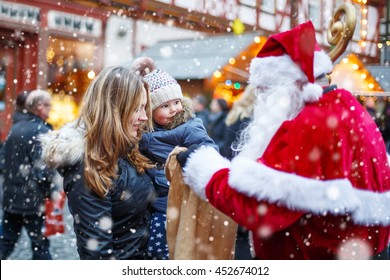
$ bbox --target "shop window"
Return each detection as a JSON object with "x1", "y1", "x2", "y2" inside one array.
[
  {"x1": 261, "y1": 0, "x2": 275, "y2": 14},
  {"x1": 239, "y1": 0, "x2": 256, "y2": 7},
  {"x1": 352, "y1": 3, "x2": 362, "y2": 41},
  {"x1": 46, "y1": 37, "x2": 96, "y2": 129},
  {"x1": 309, "y1": 0, "x2": 320, "y2": 30}
]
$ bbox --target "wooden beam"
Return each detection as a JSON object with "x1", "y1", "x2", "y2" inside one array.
[{"x1": 66, "y1": 0, "x2": 255, "y2": 33}]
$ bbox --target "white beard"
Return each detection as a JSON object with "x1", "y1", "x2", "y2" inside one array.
[{"x1": 235, "y1": 81, "x2": 305, "y2": 160}]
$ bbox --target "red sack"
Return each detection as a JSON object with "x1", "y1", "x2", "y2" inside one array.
[{"x1": 44, "y1": 191, "x2": 66, "y2": 237}]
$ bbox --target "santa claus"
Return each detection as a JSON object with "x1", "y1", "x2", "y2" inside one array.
[{"x1": 177, "y1": 21, "x2": 390, "y2": 259}]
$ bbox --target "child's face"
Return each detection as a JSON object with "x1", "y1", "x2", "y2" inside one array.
[{"x1": 153, "y1": 99, "x2": 183, "y2": 126}]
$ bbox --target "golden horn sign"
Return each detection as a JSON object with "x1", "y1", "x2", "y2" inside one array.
[{"x1": 327, "y1": 3, "x2": 357, "y2": 62}]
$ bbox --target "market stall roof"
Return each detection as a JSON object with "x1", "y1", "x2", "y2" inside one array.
[
  {"x1": 332, "y1": 53, "x2": 388, "y2": 95},
  {"x1": 135, "y1": 32, "x2": 259, "y2": 80},
  {"x1": 366, "y1": 65, "x2": 390, "y2": 92}
]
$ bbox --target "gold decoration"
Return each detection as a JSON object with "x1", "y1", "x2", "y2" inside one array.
[
  {"x1": 232, "y1": 18, "x2": 245, "y2": 35},
  {"x1": 327, "y1": 3, "x2": 357, "y2": 62}
]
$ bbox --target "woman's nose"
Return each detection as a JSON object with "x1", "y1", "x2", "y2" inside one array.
[{"x1": 139, "y1": 110, "x2": 148, "y2": 121}]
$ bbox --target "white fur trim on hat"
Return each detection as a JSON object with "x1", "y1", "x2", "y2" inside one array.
[
  {"x1": 249, "y1": 51, "x2": 333, "y2": 103},
  {"x1": 249, "y1": 55, "x2": 306, "y2": 89}
]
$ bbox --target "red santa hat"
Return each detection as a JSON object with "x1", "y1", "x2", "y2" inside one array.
[{"x1": 249, "y1": 21, "x2": 333, "y2": 102}]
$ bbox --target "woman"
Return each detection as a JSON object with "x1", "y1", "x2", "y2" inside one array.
[
  {"x1": 40, "y1": 66, "x2": 155, "y2": 260},
  {"x1": 132, "y1": 57, "x2": 218, "y2": 259}
]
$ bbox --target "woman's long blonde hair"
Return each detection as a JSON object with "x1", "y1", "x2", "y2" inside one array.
[{"x1": 77, "y1": 66, "x2": 153, "y2": 198}]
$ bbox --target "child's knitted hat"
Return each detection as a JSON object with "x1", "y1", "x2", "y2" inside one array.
[{"x1": 131, "y1": 57, "x2": 183, "y2": 110}]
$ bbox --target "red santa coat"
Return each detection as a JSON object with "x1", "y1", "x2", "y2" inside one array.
[{"x1": 183, "y1": 87, "x2": 390, "y2": 259}]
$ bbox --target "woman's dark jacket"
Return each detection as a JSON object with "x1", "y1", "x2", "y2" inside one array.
[
  {"x1": 139, "y1": 100, "x2": 218, "y2": 213},
  {"x1": 2, "y1": 112, "x2": 55, "y2": 215},
  {"x1": 40, "y1": 122, "x2": 154, "y2": 260}
]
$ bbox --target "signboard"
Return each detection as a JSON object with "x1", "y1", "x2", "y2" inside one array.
[
  {"x1": 0, "y1": 1, "x2": 40, "y2": 26},
  {"x1": 47, "y1": 10, "x2": 102, "y2": 37}
]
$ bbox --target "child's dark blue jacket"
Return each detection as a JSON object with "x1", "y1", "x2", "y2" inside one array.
[{"x1": 140, "y1": 98, "x2": 218, "y2": 212}]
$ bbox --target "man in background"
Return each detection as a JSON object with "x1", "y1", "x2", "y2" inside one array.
[{"x1": 1, "y1": 89, "x2": 56, "y2": 260}]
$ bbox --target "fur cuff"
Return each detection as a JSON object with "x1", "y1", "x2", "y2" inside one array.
[
  {"x1": 228, "y1": 156, "x2": 390, "y2": 226},
  {"x1": 183, "y1": 146, "x2": 231, "y2": 199}
]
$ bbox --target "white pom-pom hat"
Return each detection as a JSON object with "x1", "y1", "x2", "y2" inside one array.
[{"x1": 249, "y1": 21, "x2": 333, "y2": 103}]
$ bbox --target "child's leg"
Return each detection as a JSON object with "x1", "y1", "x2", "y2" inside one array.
[{"x1": 147, "y1": 211, "x2": 169, "y2": 260}]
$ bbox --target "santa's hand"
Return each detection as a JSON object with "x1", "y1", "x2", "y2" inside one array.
[{"x1": 177, "y1": 145, "x2": 198, "y2": 168}]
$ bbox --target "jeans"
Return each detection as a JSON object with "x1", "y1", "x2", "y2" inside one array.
[{"x1": 0, "y1": 211, "x2": 52, "y2": 260}]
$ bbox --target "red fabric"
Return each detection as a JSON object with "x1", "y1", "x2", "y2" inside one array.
[
  {"x1": 256, "y1": 21, "x2": 316, "y2": 82},
  {"x1": 44, "y1": 191, "x2": 66, "y2": 237},
  {"x1": 205, "y1": 88, "x2": 390, "y2": 259}
]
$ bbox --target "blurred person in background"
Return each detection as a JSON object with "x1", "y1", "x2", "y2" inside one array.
[
  {"x1": 1, "y1": 89, "x2": 56, "y2": 260},
  {"x1": 13, "y1": 91, "x2": 29, "y2": 122},
  {"x1": 207, "y1": 97, "x2": 229, "y2": 155},
  {"x1": 0, "y1": 91, "x2": 29, "y2": 234},
  {"x1": 0, "y1": 91, "x2": 29, "y2": 175},
  {"x1": 191, "y1": 94, "x2": 210, "y2": 128}
]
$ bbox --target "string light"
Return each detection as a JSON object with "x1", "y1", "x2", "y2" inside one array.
[
  {"x1": 338, "y1": 54, "x2": 383, "y2": 93},
  {"x1": 213, "y1": 70, "x2": 222, "y2": 78},
  {"x1": 87, "y1": 70, "x2": 96, "y2": 80},
  {"x1": 359, "y1": 1, "x2": 368, "y2": 53}
]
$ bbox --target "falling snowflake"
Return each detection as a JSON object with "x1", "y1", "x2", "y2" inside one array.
[
  {"x1": 86, "y1": 238, "x2": 99, "y2": 251},
  {"x1": 257, "y1": 225, "x2": 272, "y2": 239},
  {"x1": 326, "y1": 116, "x2": 338, "y2": 129},
  {"x1": 99, "y1": 216, "x2": 112, "y2": 231},
  {"x1": 308, "y1": 147, "x2": 321, "y2": 162},
  {"x1": 160, "y1": 46, "x2": 173, "y2": 58},
  {"x1": 326, "y1": 186, "x2": 340, "y2": 201},
  {"x1": 257, "y1": 204, "x2": 268, "y2": 216},
  {"x1": 336, "y1": 238, "x2": 372, "y2": 260}
]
